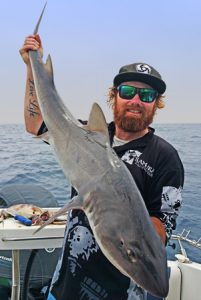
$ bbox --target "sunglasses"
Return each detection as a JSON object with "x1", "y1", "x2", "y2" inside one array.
[{"x1": 117, "y1": 85, "x2": 158, "y2": 103}]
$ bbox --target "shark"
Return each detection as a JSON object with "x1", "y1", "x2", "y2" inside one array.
[{"x1": 28, "y1": 4, "x2": 169, "y2": 297}]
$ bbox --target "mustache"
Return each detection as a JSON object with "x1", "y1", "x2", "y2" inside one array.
[{"x1": 124, "y1": 104, "x2": 145, "y2": 113}]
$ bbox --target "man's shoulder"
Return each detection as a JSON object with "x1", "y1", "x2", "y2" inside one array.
[
  {"x1": 152, "y1": 132, "x2": 178, "y2": 154},
  {"x1": 151, "y1": 133, "x2": 184, "y2": 173}
]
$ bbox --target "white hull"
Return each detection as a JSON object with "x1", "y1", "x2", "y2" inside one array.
[
  {"x1": 167, "y1": 230, "x2": 201, "y2": 300},
  {"x1": 167, "y1": 260, "x2": 201, "y2": 300}
]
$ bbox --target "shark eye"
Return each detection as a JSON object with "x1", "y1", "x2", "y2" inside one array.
[{"x1": 127, "y1": 249, "x2": 136, "y2": 263}]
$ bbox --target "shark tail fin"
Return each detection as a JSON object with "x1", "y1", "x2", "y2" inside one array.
[{"x1": 33, "y1": 2, "x2": 47, "y2": 34}]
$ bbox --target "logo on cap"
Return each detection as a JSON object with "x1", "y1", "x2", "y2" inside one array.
[{"x1": 136, "y1": 64, "x2": 151, "y2": 74}]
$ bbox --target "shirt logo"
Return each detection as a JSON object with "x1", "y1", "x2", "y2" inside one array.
[
  {"x1": 136, "y1": 64, "x2": 151, "y2": 74},
  {"x1": 68, "y1": 225, "x2": 99, "y2": 261},
  {"x1": 121, "y1": 150, "x2": 155, "y2": 177}
]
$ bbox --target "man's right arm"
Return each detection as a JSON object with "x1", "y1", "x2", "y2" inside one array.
[{"x1": 20, "y1": 34, "x2": 45, "y2": 136}]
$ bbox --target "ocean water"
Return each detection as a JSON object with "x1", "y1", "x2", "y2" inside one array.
[{"x1": 0, "y1": 123, "x2": 201, "y2": 263}]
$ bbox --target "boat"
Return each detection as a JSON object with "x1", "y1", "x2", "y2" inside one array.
[
  {"x1": 1, "y1": 203, "x2": 201, "y2": 300},
  {"x1": 166, "y1": 229, "x2": 201, "y2": 300}
]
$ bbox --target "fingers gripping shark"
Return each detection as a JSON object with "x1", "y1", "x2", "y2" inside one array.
[{"x1": 28, "y1": 4, "x2": 169, "y2": 297}]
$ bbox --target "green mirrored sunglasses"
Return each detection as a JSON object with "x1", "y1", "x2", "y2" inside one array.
[{"x1": 117, "y1": 85, "x2": 158, "y2": 103}]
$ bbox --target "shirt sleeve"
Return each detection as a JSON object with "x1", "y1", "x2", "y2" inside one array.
[{"x1": 148, "y1": 151, "x2": 184, "y2": 240}]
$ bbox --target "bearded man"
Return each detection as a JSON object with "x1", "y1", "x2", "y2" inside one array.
[{"x1": 20, "y1": 35, "x2": 184, "y2": 300}]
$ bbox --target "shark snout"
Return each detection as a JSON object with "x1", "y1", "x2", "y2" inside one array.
[{"x1": 115, "y1": 237, "x2": 169, "y2": 297}]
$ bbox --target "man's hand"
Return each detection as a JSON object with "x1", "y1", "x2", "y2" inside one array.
[
  {"x1": 19, "y1": 34, "x2": 43, "y2": 65},
  {"x1": 151, "y1": 217, "x2": 166, "y2": 245}
]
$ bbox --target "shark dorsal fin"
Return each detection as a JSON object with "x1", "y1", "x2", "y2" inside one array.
[
  {"x1": 85, "y1": 103, "x2": 109, "y2": 137},
  {"x1": 45, "y1": 54, "x2": 54, "y2": 77}
]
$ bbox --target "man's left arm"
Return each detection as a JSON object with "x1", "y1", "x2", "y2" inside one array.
[
  {"x1": 148, "y1": 151, "x2": 184, "y2": 245},
  {"x1": 151, "y1": 216, "x2": 166, "y2": 244}
]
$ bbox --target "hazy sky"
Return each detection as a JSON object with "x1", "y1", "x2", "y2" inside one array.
[{"x1": 0, "y1": 0, "x2": 201, "y2": 124}]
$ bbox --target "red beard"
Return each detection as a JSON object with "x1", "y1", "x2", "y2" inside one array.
[{"x1": 114, "y1": 103, "x2": 157, "y2": 133}]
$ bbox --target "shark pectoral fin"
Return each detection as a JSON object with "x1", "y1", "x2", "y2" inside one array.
[
  {"x1": 33, "y1": 194, "x2": 83, "y2": 234},
  {"x1": 84, "y1": 103, "x2": 109, "y2": 137},
  {"x1": 33, "y1": 131, "x2": 50, "y2": 143}
]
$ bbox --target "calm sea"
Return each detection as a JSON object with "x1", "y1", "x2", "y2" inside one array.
[{"x1": 0, "y1": 124, "x2": 201, "y2": 263}]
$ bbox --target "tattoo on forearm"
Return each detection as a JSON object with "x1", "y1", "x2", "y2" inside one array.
[
  {"x1": 29, "y1": 79, "x2": 35, "y2": 97},
  {"x1": 27, "y1": 78, "x2": 40, "y2": 118},
  {"x1": 27, "y1": 100, "x2": 40, "y2": 117}
]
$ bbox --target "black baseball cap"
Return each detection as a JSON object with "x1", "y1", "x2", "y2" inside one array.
[{"x1": 113, "y1": 62, "x2": 166, "y2": 94}]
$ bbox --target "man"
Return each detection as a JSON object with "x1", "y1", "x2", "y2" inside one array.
[{"x1": 20, "y1": 34, "x2": 184, "y2": 300}]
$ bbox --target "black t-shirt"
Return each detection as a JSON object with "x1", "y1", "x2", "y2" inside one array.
[{"x1": 45, "y1": 122, "x2": 184, "y2": 300}]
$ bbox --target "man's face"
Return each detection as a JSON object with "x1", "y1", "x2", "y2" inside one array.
[{"x1": 114, "y1": 81, "x2": 157, "y2": 133}]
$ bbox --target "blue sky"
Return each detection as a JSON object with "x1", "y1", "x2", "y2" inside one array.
[{"x1": 0, "y1": 0, "x2": 201, "y2": 124}]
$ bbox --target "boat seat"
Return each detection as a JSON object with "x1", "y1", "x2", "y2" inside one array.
[
  {"x1": 0, "y1": 184, "x2": 58, "y2": 208},
  {"x1": 166, "y1": 260, "x2": 181, "y2": 300}
]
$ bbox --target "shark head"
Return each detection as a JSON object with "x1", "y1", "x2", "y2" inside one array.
[{"x1": 98, "y1": 227, "x2": 169, "y2": 298}]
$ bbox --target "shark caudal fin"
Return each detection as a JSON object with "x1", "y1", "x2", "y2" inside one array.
[{"x1": 33, "y1": 2, "x2": 47, "y2": 35}]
